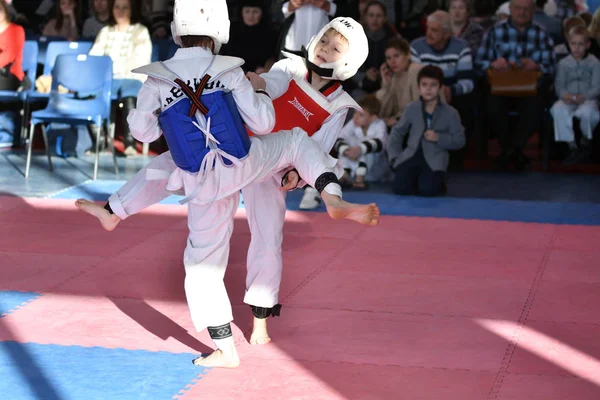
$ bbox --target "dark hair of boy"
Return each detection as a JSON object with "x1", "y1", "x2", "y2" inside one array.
[
  {"x1": 417, "y1": 65, "x2": 444, "y2": 85},
  {"x1": 385, "y1": 37, "x2": 410, "y2": 55},
  {"x1": 357, "y1": 94, "x2": 382, "y2": 116},
  {"x1": 180, "y1": 35, "x2": 216, "y2": 53}
]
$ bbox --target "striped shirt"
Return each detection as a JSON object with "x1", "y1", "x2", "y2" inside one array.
[
  {"x1": 475, "y1": 18, "x2": 555, "y2": 75},
  {"x1": 410, "y1": 36, "x2": 474, "y2": 96}
]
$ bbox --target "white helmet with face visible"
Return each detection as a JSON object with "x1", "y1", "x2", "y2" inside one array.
[
  {"x1": 171, "y1": 0, "x2": 230, "y2": 54},
  {"x1": 305, "y1": 17, "x2": 369, "y2": 81}
]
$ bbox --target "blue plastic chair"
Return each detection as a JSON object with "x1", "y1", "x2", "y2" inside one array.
[{"x1": 25, "y1": 54, "x2": 117, "y2": 180}]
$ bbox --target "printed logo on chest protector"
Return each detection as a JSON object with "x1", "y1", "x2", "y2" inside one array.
[{"x1": 288, "y1": 97, "x2": 314, "y2": 121}]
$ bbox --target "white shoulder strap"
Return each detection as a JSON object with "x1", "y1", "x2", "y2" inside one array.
[{"x1": 205, "y1": 55, "x2": 245, "y2": 82}]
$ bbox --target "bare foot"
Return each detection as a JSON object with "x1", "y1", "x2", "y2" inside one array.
[
  {"x1": 74, "y1": 199, "x2": 121, "y2": 231},
  {"x1": 192, "y1": 348, "x2": 240, "y2": 368},
  {"x1": 321, "y1": 191, "x2": 380, "y2": 226},
  {"x1": 250, "y1": 317, "x2": 271, "y2": 345}
]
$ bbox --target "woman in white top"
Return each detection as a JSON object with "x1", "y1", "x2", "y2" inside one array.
[{"x1": 89, "y1": 0, "x2": 152, "y2": 156}]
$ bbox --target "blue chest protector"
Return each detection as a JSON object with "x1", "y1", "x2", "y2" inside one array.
[
  {"x1": 159, "y1": 90, "x2": 250, "y2": 173},
  {"x1": 134, "y1": 60, "x2": 251, "y2": 174}
]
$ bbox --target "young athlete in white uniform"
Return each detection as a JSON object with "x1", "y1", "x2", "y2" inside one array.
[
  {"x1": 76, "y1": 1, "x2": 379, "y2": 368},
  {"x1": 241, "y1": 17, "x2": 370, "y2": 345}
]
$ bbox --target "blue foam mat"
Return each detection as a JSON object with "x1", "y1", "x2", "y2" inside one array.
[
  {"x1": 46, "y1": 180, "x2": 600, "y2": 226},
  {"x1": 0, "y1": 341, "x2": 208, "y2": 400},
  {"x1": 0, "y1": 291, "x2": 41, "y2": 317}
]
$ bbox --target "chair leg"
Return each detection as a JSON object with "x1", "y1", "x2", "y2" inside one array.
[
  {"x1": 105, "y1": 120, "x2": 119, "y2": 176},
  {"x1": 25, "y1": 123, "x2": 35, "y2": 178},
  {"x1": 93, "y1": 122, "x2": 101, "y2": 180},
  {"x1": 40, "y1": 124, "x2": 53, "y2": 173},
  {"x1": 21, "y1": 101, "x2": 29, "y2": 145}
]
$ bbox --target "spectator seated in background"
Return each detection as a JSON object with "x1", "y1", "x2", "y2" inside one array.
[
  {"x1": 551, "y1": 25, "x2": 600, "y2": 164},
  {"x1": 353, "y1": 1, "x2": 400, "y2": 96},
  {"x1": 449, "y1": 0, "x2": 484, "y2": 56},
  {"x1": 334, "y1": 95, "x2": 388, "y2": 189},
  {"x1": 410, "y1": 10, "x2": 475, "y2": 138},
  {"x1": 554, "y1": 15, "x2": 587, "y2": 61},
  {"x1": 388, "y1": 65, "x2": 465, "y2": 197},
  {"x1": 42, "y1": 0, "x2": 80, "y2": 41},
  {"x1": 376, "y1": 37, "x2": 424, "y2": 129},
  {"x1": 222, "y1": 0, "x2": 276, "y2": 74},
  {"x1": 82, "y1": 0, "x2": 110, "y2": 40},
  {"x1": 476, "y1": 0, "x2": 555, "y2": 171},
  {"x1": 0, "y1": 0, "x2": 26, "y2": 146},
  {"x1": 0, "y1": 0, "x2": 24, "y2": 91},
  {"x1": 89, "y1": 0, "x2": 152, "y2": 156}
]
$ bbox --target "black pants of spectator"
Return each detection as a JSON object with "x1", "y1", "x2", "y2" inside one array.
[
  {"x1": 486, "y1": 94, "x2": 544, "y2": 152},
  {"x1": 0, "y1": 73, "x2": 20, "y2": 91},
  {"x1": 392, "y1": 149, "x2": 446, "y2": 197}
]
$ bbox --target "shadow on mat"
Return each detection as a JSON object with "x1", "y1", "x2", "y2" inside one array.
[{"x1": 109, "y1": 297, "x2": 211, "y2": 354}]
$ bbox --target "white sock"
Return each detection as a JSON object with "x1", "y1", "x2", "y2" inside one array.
[{"x1": 323, "y1": 183, "x2": 342, "y2": 198}]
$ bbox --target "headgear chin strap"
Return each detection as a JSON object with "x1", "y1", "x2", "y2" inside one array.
[{"x1": 301, "y1": 46, "x2": 335, "y2": 79}]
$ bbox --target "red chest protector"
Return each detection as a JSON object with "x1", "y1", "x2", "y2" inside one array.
[{"x1": 248, "y1": 77, "x2": 342, "y2": 137}]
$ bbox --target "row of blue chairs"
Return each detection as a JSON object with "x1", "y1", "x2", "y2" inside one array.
[{"x1": 1, "y1": 38, "x2": 179, "y2": 179}]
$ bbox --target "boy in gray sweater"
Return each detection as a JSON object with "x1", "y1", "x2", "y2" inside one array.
[
  {"x1": 550, "y1": 25, "x2": 600, "y2": 164},
  {"x1": 388, "y1": 65, "x2": 465, "y2": 196}
]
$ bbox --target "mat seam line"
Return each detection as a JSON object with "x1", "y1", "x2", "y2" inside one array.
[
  {"x1": 486, "y1": 227, "x2": 556, "y2": 399},
  {"x1": 42, "y1": 179, "x2": 93, "y2": 199},
  {"x1": 0, "y1": 293, "x2": 44, "y2": 318}
]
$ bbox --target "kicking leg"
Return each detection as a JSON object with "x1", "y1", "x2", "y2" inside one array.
[
  {"x1": 184, "y1": 194, "x2": 241, "y2": 368},
  {"x1": 195, "y1": 129, "x2": 380, "y2": 226},
  {"x1": 75, "y1": 151, "x2": 176, "y2": 230}
]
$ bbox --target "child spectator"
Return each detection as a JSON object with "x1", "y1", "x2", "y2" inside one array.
[
  {"x1": 388, "y1": 65, "x2": 465, "y2": 196},
  {"x1": 551, "y1": 25, "x2": 600, "y2": 164},
  {"x1": 335, "y1": 95, "x2": 388, "y2": 189},
  {"x1": 554, "y1": 15, "x2": 587, "y2": 62}
]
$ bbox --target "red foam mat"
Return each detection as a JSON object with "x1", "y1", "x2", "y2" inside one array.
[{"x1": 1, "y1": 198, "x2": 599, "y2": 399}]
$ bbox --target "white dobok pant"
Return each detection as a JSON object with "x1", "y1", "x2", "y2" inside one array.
[
  {"x1": 109, "y1": 129, "x2": 341, "y2": 331},
  {"x1": 551, "y1": 100, "x2": 600, "y2": 143}
]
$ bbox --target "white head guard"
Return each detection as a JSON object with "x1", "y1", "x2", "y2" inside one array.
[
  {"x1": 171, "y1": 0, "x2": 230, "y2": 54},
  {"x1": 304, "y1": 17, "x2": 369, "y2": 81}
]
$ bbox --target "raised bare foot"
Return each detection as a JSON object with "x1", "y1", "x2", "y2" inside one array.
[
  {"x1": 321, "y1": 192, "x2": 380, "y2": 226},
  {"x1": 74, "y1": 199, "x2": 121, "y2": 231},
  {"x1": 250, "y1": 317, "x2": 271, "y2": 345},
  {"x1": 192, "y1": 349, "x2": 240, "y2": 368}
]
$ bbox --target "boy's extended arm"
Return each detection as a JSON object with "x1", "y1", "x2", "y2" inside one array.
[
  {"x1": 230, "y1": 68, "x2": 276, "y2": 135},
  {"x1": 127, "y1": 77, "x2": 162, "y2": 143}
]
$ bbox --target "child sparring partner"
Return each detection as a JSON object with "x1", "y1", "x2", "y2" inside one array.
[
  {"x1": 77, "y1": 15, "x2": 372, "y2": 348},
  {"x1": 76, "y1": 0, "x2": 379, "y2": 369}
]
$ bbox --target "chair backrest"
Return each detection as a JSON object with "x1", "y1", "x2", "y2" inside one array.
[
  {"x1": 43, "y1": 41, "x2": 94, "y2": 75},
  {"x1": 22, "y1": 41, "x2": 39, "y2": 92},
  {"x1": 49, "y1": 54, "x2": 113, "y2": 122}
]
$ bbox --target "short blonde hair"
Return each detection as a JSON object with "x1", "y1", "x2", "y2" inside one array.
[
  {"x1": 568, "y1": 25, "x2": 590, "y2": 40},
  {"x1": 324, "y1": 28, "x2": 349, "y2": 45}
]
